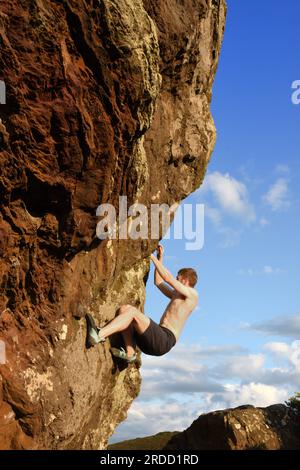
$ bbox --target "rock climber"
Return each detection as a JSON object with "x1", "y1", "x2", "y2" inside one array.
[{"x1": 86, "y1": 244, "x2": 198, "y2": 363}]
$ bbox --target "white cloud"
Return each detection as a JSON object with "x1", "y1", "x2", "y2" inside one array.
[
  {"x1": 247, "y1": 314, "x2": 300, "y2": 339},
  {"x1": 263, "y1": 265, "x2": 284, "y2": 275},
  {"x1": 259, "y1": 216, "x2": 269, "y2": 227},
  {"x1": 205, "y1": 205, "x2": 222, "y2": 226},
  {"x1": 200, "y1": 172, "x2": 256, "y2": 223},
  {"x1": 197, "y1": 167, "x2": 292, "y2": 245},
  {"x1": 264, "y1": 265, "x2": 275, "y2": 274},
  {"x1": 110, "y1": 400, "x2": 202, "y2": 443},
  {"x1": 196, "y1": 171, "x2": 256, "y2": 247},
  {"x1": 204, "y1": 205, "x2": 243, "y2": 247},
  {"x1": 275, "y1": 164, "x2": 290, "y2": 175},
  {"x1": 289, "y1": 342, "x2": 300, "y2": 370},
  {"x1": 262, "y1": 341, "x2": 300, "y2": 388},
  {"x1": 212, "y1": 354, "x2": 265, "y2": 381},
  {"x1": 109, "y1": 334, "x2": 300, "y2": 444},
  {"x1": 237, "y1": 268, "x2": 254, "y2": 276},
  {"x1": 139, "y1": 347, "x2": 227, "y2": 397},
  {"x1": 262, "y1": 178, "x2": 290, "y2": 211},
  {"x1": 143, "y1": 343, "x2": 247, "y2": 363},
  {"x1": 216, "y1": 226, "x2": 242, "y2": 248},
  {"x1": 238, "y1": 266, "x2": 285, "y2": 276},
  {"x1": 264, "y1": 342, "x2": 290, "y2": 355},
  {"x1": 264, "y1": 340, "x2": 300, "y2": 370},
  {"x1": 217, "y1": 382, "x2": 289, "y2": 409}
]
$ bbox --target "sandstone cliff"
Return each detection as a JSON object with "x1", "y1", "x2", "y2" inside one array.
[
  {"x1": 165, "y1": 404, "x2": 300, "y2": 450},
  {"x1": 0, "y1": 0, "x2": 226, "y2": 449}
]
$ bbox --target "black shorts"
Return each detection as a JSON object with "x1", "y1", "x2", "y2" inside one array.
[{"x1": 135, "y1": 318, "x2": 177, "y2": 356}]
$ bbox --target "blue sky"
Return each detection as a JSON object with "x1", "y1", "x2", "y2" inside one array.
[{"x1": 110, "y1": 0, "x2": 300, "y2": 443}]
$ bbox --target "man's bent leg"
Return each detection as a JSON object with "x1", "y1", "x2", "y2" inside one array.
[
  {"x1": 121, "y1": 324, "x2": 136, "y2": 358},
  {"x1": 99, "y1": 304, "x2": 150, "y2": 340}
]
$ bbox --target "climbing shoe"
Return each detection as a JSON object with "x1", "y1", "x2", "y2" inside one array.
[
  {"x1": 86, "y1": 313, "x2": 105, "y2": 346},
  {"x1": 110, "y1": 347, "x2": 137, "y2": 363}
]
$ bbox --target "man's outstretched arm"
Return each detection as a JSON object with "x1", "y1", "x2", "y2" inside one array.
[
  {"x1": 154, "y1": 245, "x2": 174, "y2": 299},
  {"x1": 151, "y1": 253, "x2": 191, "y2": 298}
]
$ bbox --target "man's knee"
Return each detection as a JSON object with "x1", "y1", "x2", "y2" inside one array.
[
  {"x1": 132, "y1": 311, "x2": 150, "y2": 334},
  {"x1": 118, "y1": 304, "x2": 134, "y2": 315},
  {"x1": 118, "y1": 305, "x2": 144, "y2": 324}
]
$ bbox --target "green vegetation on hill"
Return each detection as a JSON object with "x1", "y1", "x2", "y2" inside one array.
[
  {"x1": 108, "y1": 431, "x2": 179, "y2": 450},
  {"x1": 286, "y1": 392, "x2": 300, "y2": 411}
]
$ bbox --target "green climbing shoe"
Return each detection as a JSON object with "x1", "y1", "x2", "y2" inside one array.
[
  {"x1": 110, "y1": 347, "x2": 137, "y2": 363},
  {"x1": 86, "y1": 313, "x2": 105, "y2": 347}
]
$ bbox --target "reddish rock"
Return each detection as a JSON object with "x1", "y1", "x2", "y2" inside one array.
[
  {"x1": 0, "y1": 0, "x2": 226, "y2": 449},
  {"x1": 165, "y1": 404, "x2": 300, "y2": 450}
]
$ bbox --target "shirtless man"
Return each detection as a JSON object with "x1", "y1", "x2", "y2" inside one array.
[{"x1": 86, "y1": 245, "x2": 198, "y2": 363}]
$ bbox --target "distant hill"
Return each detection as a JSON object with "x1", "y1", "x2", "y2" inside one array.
[{"x1": 108, "y1": 431, "x2": 179, "y2": 450}]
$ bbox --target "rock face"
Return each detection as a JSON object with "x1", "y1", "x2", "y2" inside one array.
[
  {"x1": 0, "y1": 0, "x2": 226, "y2": 449},
  {"x1": 165, "y1": 405, "x2": 300, "y2": 450}
]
